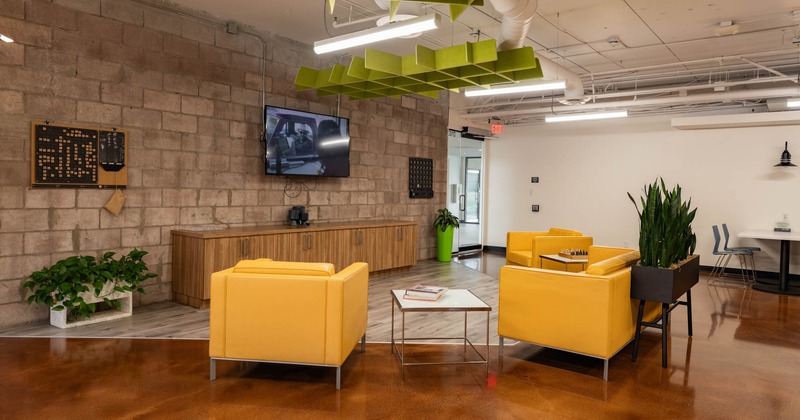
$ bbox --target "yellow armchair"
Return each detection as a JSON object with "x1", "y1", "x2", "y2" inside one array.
[
  {"x1": 498, "y1": 246, "x2": 660, "y2": 380},
  {"x1": 209, "y1": 258, "x2": 369, "y2": 389},
  {"x1": 506, "y1": 228, "x2": 593, "y2": 271}
]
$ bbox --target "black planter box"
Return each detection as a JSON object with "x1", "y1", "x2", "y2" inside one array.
[{"x1": 631, "y1": 255, "x2": 700, "y2": 303}]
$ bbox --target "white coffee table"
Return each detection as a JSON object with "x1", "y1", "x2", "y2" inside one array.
[{"x1": 390, "y1": 289, "x2": 491, "y2": 379}]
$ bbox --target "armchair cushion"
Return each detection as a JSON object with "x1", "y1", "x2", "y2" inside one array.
[
  {"x1": 506, "y1": 228, "x2": 591, "y2": 270},
  {"x1": 548, "y1": 227, "x2": 582, "y2": 236},
  {"x1": 230, "y1": 258, "x2": 271, "y2": 273},
  {"x1": 586, "y1": 250, "x2": 640, "y2": 275},
  {"x1": 233, "y1": 259, "x2": 336, "y2": 276}
]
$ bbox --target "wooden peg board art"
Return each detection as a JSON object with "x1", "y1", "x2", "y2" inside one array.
[{"x1": 31, "y1": 122, "x2": 127, "y2": 188}]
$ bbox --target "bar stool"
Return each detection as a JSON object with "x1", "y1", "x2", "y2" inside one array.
[
  {"x1": 709, "y1": 225, "x2": 754, "y2": 287},
  {"x1": 722, "y1": 223, "x2": 760, "y2": 283}
]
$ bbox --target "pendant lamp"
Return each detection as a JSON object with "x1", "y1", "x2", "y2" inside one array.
[{"x1": 775, "y1": 142, "x2": 797, "y2": 167}]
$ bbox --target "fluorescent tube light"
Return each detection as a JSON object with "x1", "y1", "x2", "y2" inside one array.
[
  {"x1": 0, "y1": 34, "x2": 13, "y2": 43},
  {"x1": 787, "y1": 99, "x2": 800, "y2": 108},
  {"x1": 464, "y1": 80, "x2": 566, "y2": 97},
  {"x1": 314, "y1": 14, "x2": 440, "y2": 54},
  {"x1": 545, "y1": 110, "x2": 628, "y2": 123}
]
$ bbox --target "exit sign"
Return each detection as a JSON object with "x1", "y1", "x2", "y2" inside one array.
[{"x1": 490, "y1": 122, "x2": 503, "y2": 135}]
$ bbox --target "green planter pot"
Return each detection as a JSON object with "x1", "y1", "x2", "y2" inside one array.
[{"x1": 436, "y1": 225, "x2": 455, "y2": 262}]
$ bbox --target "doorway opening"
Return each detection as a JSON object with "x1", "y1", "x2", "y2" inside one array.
[{"x1": 447, "y1": 129, "x2": 483, "y2": 254}]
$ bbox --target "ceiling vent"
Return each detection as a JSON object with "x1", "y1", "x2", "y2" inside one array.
[
  {"x1": 461, "y1": 126, "x2": 497, "y2": 140},
  {"x1": 672, "y1": 111, "x2": 800, "y2": 129}
]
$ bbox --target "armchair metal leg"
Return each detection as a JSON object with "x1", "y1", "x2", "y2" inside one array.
[
  {"x1": 499, "y1": 336, "x2": 504, "y2": 357},
  {"x1": 603, "y1": 359, "x2": 609, "y2": 381},
  {"x1": 361, "y1": 333, "x2": 366, "y2": 352},
  {"x1": 336, "y1": 366, "x2": 341, "y2": 390},
  {"x1": 210, "y1": 358, "x2": 216, "y2": 381}
]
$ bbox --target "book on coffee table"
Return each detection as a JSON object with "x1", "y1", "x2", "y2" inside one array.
[{"x1": 404, "y1": 284, "x2": 448, "y2": 301}]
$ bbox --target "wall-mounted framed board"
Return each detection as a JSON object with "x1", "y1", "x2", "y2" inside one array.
[
  {"x1": 31, "y1": 122, "x2": 127, "y2": 189},
  {"x1": 409, "y1": 157, "x2": 433, "y2": 198}
]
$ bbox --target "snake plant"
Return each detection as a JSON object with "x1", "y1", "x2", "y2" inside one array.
[{"x1": 628, "y1": 178, "x2": 697, "y2": 268}]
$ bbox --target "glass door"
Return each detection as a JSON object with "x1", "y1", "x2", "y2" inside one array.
[
  {"x1": 464, "y1": 157, "x2": 481, "y2": 223},
  {"x1": 447, "y1": 130, "x2": 483, "y2": 253}
]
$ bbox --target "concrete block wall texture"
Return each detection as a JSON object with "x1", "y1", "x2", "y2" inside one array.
[{"x1": 0, "y1": 0, "x2": 449, "y2": 328}]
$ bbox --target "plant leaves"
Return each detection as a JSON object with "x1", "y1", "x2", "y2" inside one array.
[{"x1": 628, "y1": 177, "x2": 697, "y2": 268}]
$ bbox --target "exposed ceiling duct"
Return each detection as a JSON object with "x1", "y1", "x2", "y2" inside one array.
[
  {"x1": 461, "y1": 86, "x2": 800, "y2": 121},
  {"x1": 490, "y1": 0, "x2": 537, "y2": 50},
  {"x1": 486, "y1": 0, "x2": 585, "y2": 101}
]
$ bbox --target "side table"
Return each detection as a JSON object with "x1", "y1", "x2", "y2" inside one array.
[
  {"x1": 540, "y1": 254, "x2": 588, "y2": 271},
  {"x1": 390, "y1": 289, "x2": 491, "y2": 379}
]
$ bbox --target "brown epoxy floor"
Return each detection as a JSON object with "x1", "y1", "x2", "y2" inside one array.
[{"x1": 2, "y1": 254, "x2": 800, "y2": 418}]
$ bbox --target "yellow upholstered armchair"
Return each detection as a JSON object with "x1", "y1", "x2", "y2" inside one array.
[
  {"x1": 209, "y1": 259, "x2": 369, "y2": 389},
  {"x1": 506, "y1": 228, "x2": 593, "y2": 271},
  {"x1": 498, "y1": 246, "x2": 660, "y2": 380}
]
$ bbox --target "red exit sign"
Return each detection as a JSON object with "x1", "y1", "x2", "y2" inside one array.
[{"x1": 490, "y1": 122, "x2": 503, "y2": 135}]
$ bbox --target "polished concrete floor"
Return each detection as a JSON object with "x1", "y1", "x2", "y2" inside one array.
[{"x1": 2, "y1": 253, "x2": 799, "y2": 418}]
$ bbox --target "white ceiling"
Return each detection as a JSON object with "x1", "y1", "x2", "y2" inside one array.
[{"x1": 168, "y1": 0, "x2": 800, "y2": 124}]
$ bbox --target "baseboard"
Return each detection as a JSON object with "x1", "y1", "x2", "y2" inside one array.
[{"x1": 483, "y1": 245, "x2": 505, "y2": 254}]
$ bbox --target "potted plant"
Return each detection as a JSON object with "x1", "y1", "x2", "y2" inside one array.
[
  {"x1": 627, "y1": 178, "x2": 700, "y2": 303},
  {"x1": 433, "y1": 208, "x2": 460, "y2": 262},
  {"x1": 23, "y1": 249, "x2": 156, "y2": 328}
]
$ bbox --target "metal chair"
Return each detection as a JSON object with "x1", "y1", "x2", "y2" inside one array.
[
  {"x1": 709, "y1": 225, "x2": 754, "y2": 287},
  {"x1": 722, "y1": 223, "x2": 760, "y2": 282}
]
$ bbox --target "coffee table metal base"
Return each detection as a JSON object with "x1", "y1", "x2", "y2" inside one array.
[{"x1": 390, "y1": 290, "x2": 490, "y2": 380}]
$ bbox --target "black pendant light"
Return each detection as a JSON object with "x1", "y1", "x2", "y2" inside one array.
[{"x1": 775, "y1": 142, "x2": 797, "y2": 167}]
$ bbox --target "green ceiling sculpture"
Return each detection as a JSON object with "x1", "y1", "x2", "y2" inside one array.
[{"x1": 295, "y1": 39, "x2": 543, "y2": 100}]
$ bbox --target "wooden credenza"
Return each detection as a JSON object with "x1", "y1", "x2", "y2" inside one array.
[{"x1": 171, "y1": 220, "x2": 418, "y2": 308}]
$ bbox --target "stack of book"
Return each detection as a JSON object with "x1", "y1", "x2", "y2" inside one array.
[{"x1": 403, "y1": 284, "x2": 448, "y2": 301}]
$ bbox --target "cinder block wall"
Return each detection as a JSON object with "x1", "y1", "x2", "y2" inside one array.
[{"x1": 0, "y1": 0, "x2": 448, "y2": 327}]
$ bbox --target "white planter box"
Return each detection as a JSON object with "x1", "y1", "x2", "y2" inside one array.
[{"x1": 50, "y1": 282, "x2": 133, "y2": 329}]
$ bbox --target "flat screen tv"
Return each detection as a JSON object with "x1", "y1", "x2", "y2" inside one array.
[{"x1": 264, "y1": 105, "x2": 350, "y2": 177}]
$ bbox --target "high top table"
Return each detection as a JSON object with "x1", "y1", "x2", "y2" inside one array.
[{"x1": 738, "y1": 230, "x2": 800, "y2": 295}]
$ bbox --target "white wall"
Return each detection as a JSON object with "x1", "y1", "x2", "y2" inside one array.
[{"x1": 484, "y1": 114, "x2": 800, "y2": 273}]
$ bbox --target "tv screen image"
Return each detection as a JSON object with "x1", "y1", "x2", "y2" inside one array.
[{"x1": 264, "y1": 106, "x2": 350, "y2": 177}]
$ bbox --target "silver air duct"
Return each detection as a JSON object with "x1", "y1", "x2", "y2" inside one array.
[{"x1": 488, "y1": 0, "x2": 585, "y2": 101}]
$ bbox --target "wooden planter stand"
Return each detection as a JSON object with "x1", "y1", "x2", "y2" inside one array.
[
  {"x1": 630, "y1": 255, "x2": 700, "y2": 368},
  {"x1": 50, "y1": 283, "x2": 133, "y2": 329}
]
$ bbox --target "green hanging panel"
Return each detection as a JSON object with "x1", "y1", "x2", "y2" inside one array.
[{"x1": 294, "y1": 40, "x2": 543, "y2": 100}]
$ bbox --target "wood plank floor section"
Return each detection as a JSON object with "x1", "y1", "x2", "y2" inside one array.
[{"x1": 0, "y1": 255, "x2": 503, "y2": 344}]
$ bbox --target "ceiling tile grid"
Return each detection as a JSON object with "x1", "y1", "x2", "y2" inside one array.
[{"x1": 163, "y1": 0, "x2": 800, "y2": 122}]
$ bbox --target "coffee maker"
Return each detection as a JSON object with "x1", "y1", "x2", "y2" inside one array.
[{"x1": 288, "y1": 206, "x2": 309, "y2": 226}]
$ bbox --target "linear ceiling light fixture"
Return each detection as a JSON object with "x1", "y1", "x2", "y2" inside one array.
[
  {"x1": 787, "y1": 99, "x2": 800, "y2": 108},
  {"x1": 545, "y1": 110, "x2": 628, "y2": 123},
  {"x1": 314, "y1": 14, "x2": 440, "y2": 54},
  {"x1": 464, "y1": 80, "x2": 566, "y2": 97},
  {"x1": 0, "y1": 34, "x2": 13, "y2": 43}
]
